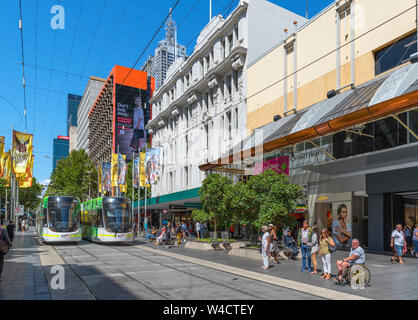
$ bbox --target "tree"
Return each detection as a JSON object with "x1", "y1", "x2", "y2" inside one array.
[
  {"x1": 223, "y1": 181, "x2": 257, "y2": 225},
  {"x1": 18, "y1": 177, "x2": 43, "y2": 212},
  {"x1": 191, "y1": 209, "x2": 209, "y2": 223},
  {"x1": 199, "y1": 173, "x2": 231, "y2": 232},
  {"x1": 47, "y1": 149, "x2": 98, "y2": 201},
  {"x1": 248, "y1": 170, "x2": 305, "y2": 229}
]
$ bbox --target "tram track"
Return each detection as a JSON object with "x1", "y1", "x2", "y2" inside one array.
[
  {"x1": 107, "y1": 243, "x2": 267, "y2": 300},
  {"x1": 53, "y1": 241, "x2": 170, "y2": 300}
]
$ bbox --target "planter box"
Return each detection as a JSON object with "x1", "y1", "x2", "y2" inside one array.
[
  {"x1": 229, "y1": 241, "x2": 245, "y2": 249},
  {"x1": 185, "y1": 241, "x2": 223, "y2": 251},
  {"x1": 229, "y1": 247, "x2": 302, "y2": 260}
]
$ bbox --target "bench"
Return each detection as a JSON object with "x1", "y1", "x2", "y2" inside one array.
[
  {"x1": 221, "y1": 231, "x2": 232, "y2": 250},
  {"x1": 210, "y1": 232, "x2": 223, "y2": 250}
]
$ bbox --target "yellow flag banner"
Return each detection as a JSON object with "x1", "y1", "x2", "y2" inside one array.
[
  {"x1": 12, "y1": 130, "x2": 33, "y2": 176},
  {"x1": 0, "y1": 136, "x2": 4, "y2": 177},
  {"x1": 111, "y1": 153, "x2": 118, "y2": 187},
  {"x1": 3, "y1": 151, "x2": 11, "y2": 186},
  {"x1": 18, "y1": 154, "x2": 34, "y2": 188},
  {"x1": 98, "y1": 165, "x2": 102, "y2": 193},
  {"x1": 139, "y1": 152, "x2": 150, "y2": 188}
]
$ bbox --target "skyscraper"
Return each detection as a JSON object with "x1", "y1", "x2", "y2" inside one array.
[
  {"x1": 67, "y1": 93, "x2": 82, "y2": 133},
  {"x1": 142, "y1": 14, "x2": 187, "y2": 90},
  {"x1": 53, "y1": 136, "x2": 69, "y2": 170}
]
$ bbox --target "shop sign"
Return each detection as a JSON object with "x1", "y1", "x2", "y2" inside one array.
[
  {"x1": 169, "y1": 205, "x2": 186, "y2": 210},
  {"x1": 184, "y1": 203, "x2": 202, "y2": 209},
  {"x1": 290, "y1": 143, "x2": 333, "y2": 176}
]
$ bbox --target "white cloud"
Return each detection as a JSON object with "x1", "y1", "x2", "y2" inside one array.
[{"x1": 40, "y1": 179, "x2": 51, "y2": 186}]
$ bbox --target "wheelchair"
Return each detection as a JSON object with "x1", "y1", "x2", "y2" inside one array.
[{"x1": 338, "y1": 263, "x2": 371, "y2": 287}]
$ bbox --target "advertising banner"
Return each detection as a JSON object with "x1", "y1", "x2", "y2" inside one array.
[
  {"x1": 101, "y1": 163, "x2": 112, "y2": 193},
  {"x1": 3, "y1": 151, "x2": 11, "y2": 186},
  {"x1": 332, "y1": 201, "x2": 352, "y2": 248},
  {"x1": 0, "y1": 136, "x2": 4, "y2": 177},
  {"x1": 114, "y1": 84, "x2": 149, "y2": 161},
  {"x1": 12, "y1": 130, "x2": 33, "y2": 176},
  {"x1": 145, "y1": 148, "x2": 161, "y2": 185},
  {"x1": 133, "y1": 156, "x2": 139, "y2": 189},
  {"x1": 18, "y1": 154, "x2": 34, "y2": 188},
  {"x1": 254, "y1": 156, "x2": 289, "y2": 175},
  {"x1": 111, "y1": 153, "x2": 118, "y2": 187},
  {"x1": 139, "y1": 152, "x2": 149, "y2": 188},
  {"x1": 117, "y1": 153, "x2": 127, "y2": 186}
]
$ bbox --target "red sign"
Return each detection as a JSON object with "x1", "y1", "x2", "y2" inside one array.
[
  {"x1": 57, "y1": 136, "x2": 69, "y2": 140},
  {"x1": 254, "y1": 156, "x2": 289, "y2": 175}
]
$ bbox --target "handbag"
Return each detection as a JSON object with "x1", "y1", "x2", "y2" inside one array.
[
  {"x1": 0, "y1": 229, "x2": 9, "y2": 254},
  {"x1": 327, "y1": 237, "x2": 337, "y2": 253}
]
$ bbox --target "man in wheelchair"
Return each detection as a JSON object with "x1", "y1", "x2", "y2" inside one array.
[{"x1": 335, "y1": 238, "x2": 366, "y2": 283}]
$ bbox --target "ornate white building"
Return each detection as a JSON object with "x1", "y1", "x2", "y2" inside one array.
[{"x1": 146, "y1": 0, "x2": 306, "y2": 205}]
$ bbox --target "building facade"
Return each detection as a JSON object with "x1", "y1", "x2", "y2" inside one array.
[
  {"x1": 88, "y1": 65, "x2": 154, "y2": 165},
  {"x1": 67, "y1": 93, "x2": 82, "y2": 133},
  {"x1": 200, "y1": 0, "x2": 418, "y2": 252},
  {"x1": 142, "y1": 15, "x2": 187, "y2": 90},
  {"x1": 145, "y1": 0, "x2": 307, "y2": 221},
  {"x1": 52, "y1": 136, "x2": 69, "y2": 170},
  {"x1": 76, "y1": 76, "x2": 106, "y2": 153}
]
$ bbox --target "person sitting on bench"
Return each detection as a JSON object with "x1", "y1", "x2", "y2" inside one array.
[{"x1": 284, "y1": 229, "x2": 299, "y2": 260}]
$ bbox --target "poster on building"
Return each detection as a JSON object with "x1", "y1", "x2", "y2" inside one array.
[
  {"x1": 101, "y1": 163, "x2": 111, "y2": 192},
  {"x1": 145, "y1": 148, "x2": 161, "y2": 185},
  {"x1": 114, "y1": 84, "x2": 149, "y2": 161},
  {"x1": 254, "y1": 156, "x2": 289, "y2": 175},
  {"x1": 332, "y1": 201, "x2": 352, "y2": 248},
  {"x1": 12, "y1": 130, "x2": 33, "y2": 176}
]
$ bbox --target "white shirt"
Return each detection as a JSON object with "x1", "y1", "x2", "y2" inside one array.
[
  {"x1": 196, "y1": 222, "x2": 201, "y2": 231},
  {"x1": 391, "y1": 230, "x2": 405, "y2": 246},
  {"x1": 301, "y1": 229, "x2": 309, "y2": 244},
  {"x1": 262, "y1": 232, "x2": 270, "y2": 248}
]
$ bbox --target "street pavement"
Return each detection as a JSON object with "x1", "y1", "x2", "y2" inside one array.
[{"x1": 1, "y1": 230, "x2": 417, "y2": 300}]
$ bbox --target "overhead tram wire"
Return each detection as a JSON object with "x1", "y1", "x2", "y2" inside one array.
[
  {"x1": 18, "y1": 0, "x2": 28, "y2": 133},
  {"x1": 114, "y1": 0, "x2": 182, "y2": 99}
]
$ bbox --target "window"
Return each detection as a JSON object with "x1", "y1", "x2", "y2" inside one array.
[
  {"x1": 234, "y1": 107, "x2": 238, "y2": 133},
  {"x1": 185, "y1": 135, "x2": 189, "y2": 158},
  {"x1": 375, "y1": 33, "x2": 417, "y2": 75},
  {"x1": 226, "y1": 75, "x2": 232, "y2": 97},
  {"x1": 228, "y1": 33, "x2": 233, "y2": 53},
  {"x1": 233, "y1": 70, "x2": 239, "y2": 95},
  {"x1": 227, "y1": 111, "x2": 232, "y2": 139},
  {"x1": 221, "y1": 39, "x2": 226, "y2": 58},
  {"x1": 203, "y1": 92, "x2": 209, "y2": 113},
  {"x1": 184, "y1": 166, "x2": 189, "y2": 188},
  {"x1": 205, "y1": 55, "x2": 210, "y2": 74}
]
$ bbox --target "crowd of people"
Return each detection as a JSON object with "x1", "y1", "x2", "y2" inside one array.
[
  {"x1": 145, "y1": 221, "x2": 208, "y2": 246},
  {"x1": 260, "y1": 220, "x2": 366, "y2": 283}
]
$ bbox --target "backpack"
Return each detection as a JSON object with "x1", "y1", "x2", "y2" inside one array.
[{"x1": 0, "y1": 228, "x2": 9, "y2": 254}]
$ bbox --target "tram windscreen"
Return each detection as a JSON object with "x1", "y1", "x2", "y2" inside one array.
[
  {"x1": 103, "y1": 200, "x2": 132, "y2": 233},
  {"x1": 48, "y1": 198, "x2": 80, "y2": 232}
]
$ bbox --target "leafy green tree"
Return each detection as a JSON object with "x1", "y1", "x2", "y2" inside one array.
[
  {"x1": 248, "y1": 170, "x2": 304, "y2": 229},
  {"x1": 199, "y1": 173, "x2": 231, "y2": 232},
  {"x1": 0, "y1": 177, "x2": 43, "y2": 214},
  {"x1": 191, "y1": 209, "x2": 209, "y2": 223},
  {"x1": 47, "y1": 149, "x2": 98, "y2": 201},
  {"x1": 223, "y1": 181, "x2": 257, "y2": 225}
]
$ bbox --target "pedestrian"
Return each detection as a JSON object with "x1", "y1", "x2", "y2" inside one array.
[
  {"x1": 261, "y1": 226, "x2": 270, "y2": 270},
  {"x1": 195, "y1": 221, "x2": 201, "y2": 239},
  {"x1": 298, "y1": 220, "x2": 313, "y2": 272},
  {"x1": 6, "y1": 221, "x2": 15, "y2": 243},
  {"x1": 0, "y1": 225, "x2": 12, "y2": 281},
  {"x1": 310, "y1": 226, "x2": 319, "y2": 274},
  {"x1": 230, "y1": 224, "x2": 235, "y2": 238},
  {"x1": 284, "y1": 229, "x2": 299, "y2": 260},
  {"x1": 18, "y1": 218, "x2": 22, "y2": 232},
  {"x1": 319, "y1": 228, "x2": 335, "y2": 280},
  {"x1": 200, "y1": 222, "x2": 206, "y2": 239},
  {"x1": 404, "y1": 224, "x2": 412, "y2": 253},
  {"x1": 165, "y1": 222, "x2": 172, "y2": 246},
  {"x1": 413, "y1": 224, "x2": 418, "y2": 258},
  {"x1": 268, "y1": 224, "x2": 279, "y2": 264},
  {"x1": 391, "y1": 224, "x2": 406, "y2": 264},
  {"x1": 146, "y1": 227, "x2": 157, "y2": 241}
]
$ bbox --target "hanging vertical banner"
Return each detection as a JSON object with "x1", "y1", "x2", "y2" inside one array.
[
  {"x1": 111, "y1": 153, "x2": 118, "y2": 187},
  {"x1": 18, "y1": 154, "x2": 34, "y2": 188},
  {"x1": 101, "y1": 163, "x2": 112, "y2": 192},
  {"x1": 12, "y1": 130, "x2": 33, "y2": 176},
  {"x1": 3, "y1": 151, "x2": 11, "y2": 186},
  {"x1": 145, "y1": 148, "x2": 161, "y2": 185},
  {"x1": 98, "y1": 165, "x2": 102, "y2": 193},
  {"x1": 0, "y1": 136, "x2": 4, "y2": 177},
  {"x1": 139, "y1": 152, "x2": 149, "y2": 188},
  {"x1": 117, "y1": 153, "x2": 127, "y2": 186},
  {"x1": 133, "y1": 156, "x2": 139, "y2": 189}
]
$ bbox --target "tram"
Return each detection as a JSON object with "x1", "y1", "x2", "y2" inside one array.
[
  {"x1": 36, "y1": 196, "x2": 82, "y2": 243},
  {"x1": 81, "y1": 197, "x2": 134, "y2": 243}
]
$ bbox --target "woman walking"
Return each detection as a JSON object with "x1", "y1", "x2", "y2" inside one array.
[
  {"x1": 269, "y1": 224, "x2": 279, "y2": 264},
  {"x1": 310, "y1": 226, "x2": 319, "y2": 274},
  {"x1": 319, "y1": 228, "x2": 335, "y2": 280},
  {"x1": 261, "y1": 226, "x2": 271, "y2": 270}
]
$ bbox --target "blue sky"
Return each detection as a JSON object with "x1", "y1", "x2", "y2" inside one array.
[{"x1": 0, "y1": 0, "x2": 333, "y2": 185}]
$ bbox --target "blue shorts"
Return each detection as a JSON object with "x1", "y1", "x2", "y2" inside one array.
[{"x1": 394, "y1": 245, "x2": 403, "y2": 256}]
